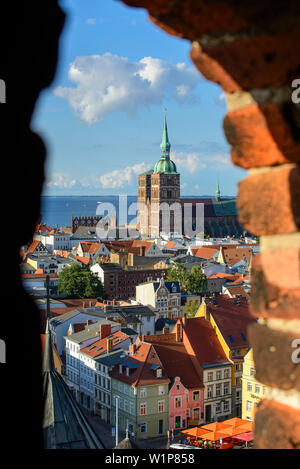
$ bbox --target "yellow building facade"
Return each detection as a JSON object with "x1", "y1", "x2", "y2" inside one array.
[
  {"x1": 241, "y1": 348, "x2": 269, "y2": 421},
  {"x1": 196, "y1": 298, "x2": 249, "y2": 417}
]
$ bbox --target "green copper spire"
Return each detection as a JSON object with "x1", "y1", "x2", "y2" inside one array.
[
  {"x1": 160, "y1": 114, "x2": 171, "y2": 157},
  {"x1": 215, "y1": 178, "x2": 221, "y2": 201},
  {"x1": 154, "y1": 114, "x2": 177, "y2": 174}
]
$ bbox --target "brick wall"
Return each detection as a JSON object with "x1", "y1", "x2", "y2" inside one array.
[{"x1": 122, "y1": 0, "x2": 300, "y2": 449}]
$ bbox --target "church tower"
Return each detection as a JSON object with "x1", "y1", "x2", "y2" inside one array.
[{"x1": 137, "y1": 116, "x2": 180, "y2": 237}]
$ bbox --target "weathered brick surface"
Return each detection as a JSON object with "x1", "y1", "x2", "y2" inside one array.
[
  {"x1": 120, "y1": 0, "x2": 300, "y2": 449},
  {"x1": 191, "y1": 29, "x2": 300, "y2": 92},
  {"x1": 224, "y1": 103, "x2": 300, "y2": 169},
  {"x1": 237, "y1": 166, "x2": 300, "y2": 236},
  {"x1": 248, "y1": 322, "x2": 300, "y2": 392},
  {"x1": 260, "y1": 245, "x2": 300, "y2": 290},
  {"x1": 123, "y1": 1, "x2": 300, "y2": 45},
  {"x1": 251, "y1": 254, "x2": 300, "y2": 319},
  {"x1": 254, "y1": 400, "x2": 300, "y2": 449}
]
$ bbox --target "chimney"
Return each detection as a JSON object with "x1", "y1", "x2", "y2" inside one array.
[
  {"x1": 182, "y1": 314, "x2": 187, "y2": 326},
  {"x1": 107, "y1": 337, "x2": 113, "y2": 353},
  {"x1": 176, "y1": 322, "x2": 183, "y2": 342},
  {"x1": 162, "y1": 327, "x2": 169, "y2": 335},
  {"x1": 129, "y1": 343, "x2": 137, "y2": 354},
  {"x1": 99, "y1": 323, "x2": 111, "y2": 340},
  {"x1": 86, "y1": 319, "x2": 93, "y2": 325}
]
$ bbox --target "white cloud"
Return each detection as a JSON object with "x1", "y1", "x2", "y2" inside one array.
[
  {"x1": 45, "y1": 172, "x2": 80, "y2": 189},
  {"x1": 171, "y1": 151, "x2": 230, "y2": 173},
  {"x1": 171, "y1": 152, "x2": 204, "y2": 173},
  {"x1": 54, "y1": 53, "x2": 200, "y2": 123},
  {"x1": 86, "y1": 18, "x2": 97, "y2": 25},
  {"x1": 96, "y1": 162, "x2": 152, "y2": 189}
]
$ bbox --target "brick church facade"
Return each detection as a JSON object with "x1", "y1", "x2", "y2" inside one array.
[{"x1": 138, "y1": 117, "x2": 245, "y2": 238}]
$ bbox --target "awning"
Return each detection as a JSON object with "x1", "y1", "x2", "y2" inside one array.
[{"x1": 233, "y1": 431, "x2": 254, "y2": 442}]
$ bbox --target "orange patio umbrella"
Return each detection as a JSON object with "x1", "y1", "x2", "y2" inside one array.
[
  {"x1": 199, "y1": 431, "x2": 230, "y2": 441},
  {"x1": 236, "y1": 421, "x2": 254, "y2": 433},
  {"x1": 201, "y1": 422, "x2": 232, "y2": 432},
  {"x1": 181, "y1": 427, "x2": 209, "y2": 438},
  {"x1": 221, "y1": 426, "x2": 248, "y2": 437},
  {"x1": 222, "y1": 418, "x2": 249, "y2": 427}
]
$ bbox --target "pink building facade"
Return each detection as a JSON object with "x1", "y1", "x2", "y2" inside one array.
[{"x1": 169, "y1": 376, "x2": 204, "y2": 431}]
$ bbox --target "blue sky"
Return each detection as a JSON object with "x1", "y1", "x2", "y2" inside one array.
[{"x1": 31, "y1": 0, "x2": 246, "y2": 196}]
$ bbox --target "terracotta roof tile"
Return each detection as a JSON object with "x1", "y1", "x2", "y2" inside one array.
[{"x1": 205, "y1": 295, "x2": 255, "y2": 349}]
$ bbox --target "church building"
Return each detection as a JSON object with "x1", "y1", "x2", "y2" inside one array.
[{"x1": 137, "y1": 117, "x2": 245, "y2": 238}]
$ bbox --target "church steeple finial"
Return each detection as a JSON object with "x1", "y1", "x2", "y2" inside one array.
[
  {"x1": 160, "y1": 111, "x2": 171, "y2": 158},
  {"x1": 215, "y1": 178, "x2": 221, "y2": 201}
]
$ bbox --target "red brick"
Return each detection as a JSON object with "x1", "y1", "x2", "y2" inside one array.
[
  {"x1": 248, "y1": 322, "x2": 300, "y2": 392},
  {"x1": 250, "y1": 254, "x2": 300, "y2": 319},
  {"x1": 237, "y1": 166, "x2": 300, "y2": 236},
  {"x1": 260, "y1": 246, "x2": 300, "y2": 290},
  {"x1": 254, "y1": 400, "x2": 300, "y2": 449},
  {"x1": 191, "y1": 29, "x2": 300, "y2": 92},
  {"x1": 224, "y1": 104, "x2": 300, "y2": 169}
]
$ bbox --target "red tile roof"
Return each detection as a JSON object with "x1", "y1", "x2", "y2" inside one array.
[
  {"x1": 177, "y1": 317, "x2": 230, "y2": 369},
  {"x1": 35, "y1": 224, "x2": 52, "y2": 233},
  {"x1": 204, "y1": 295, "x2": 255, "y2": 349},
  {"x1": 27, "y1": 240, "x2": 41, "y2": 254},
  {"x1": 55, "y1": 250, "x2": 71, "y2": 258},
  {"x1": 220, "y1": 246, "x2": 253, "y2": 267},
  {"x1": 75, "y1": 256, "x2": 90, "y2": 265},
  {"x1": 79, "y1": 242, "x2": 103, "y2": 254},
  {"x1": 59, "y1": 299, "x2": 98, "y2": 308},
  {"x1": 193, "y1": 246, "x2": 219, "y2": 259},
  {"x1": 144, "y1": 333, "x2": 204, "y2": 389},
  {"x1": 80, "y1": 330, "x2": 129, "y2": 358},
  {"x1": 225, "y1": 285, "x2": 250, "y2": 299},
  {"x1": 109, "y1": 341, "x2": 169, "y2": 387}
]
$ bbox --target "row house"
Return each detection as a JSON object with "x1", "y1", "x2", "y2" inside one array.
[
  {"x1": 174, "y1": 317, "x2": 232, "y2": 423},
  {"x1": 34, "y1": 231, "x2": 71, "y2": 253},
  {"x1": 75, "y1": 241, "x2": 110, "y2": 262},
  {"x1": 109, "y1": 340, "x2": 170, "y2": 439},
  {"x1": 241, "y1": 348, "x2": 270, "y2": 421},
  {"x1": 65, "y1": 323, "x2": 137, "y2": 412},
  {"x1": 145, "y1": 316, "x2": 232, "y2": 427},
  {"x1": 136, "y1": 277, "x2": 181, "y2": 319},
  {"x1": 94, "y1": 349, "x2": 126, "y2": 424},
  {"x1": 144, "y1": 327, "x2": 204, "y2": 431},
  {"x1": 196, "y1": 294, "x2": 256, "y2": 417}
]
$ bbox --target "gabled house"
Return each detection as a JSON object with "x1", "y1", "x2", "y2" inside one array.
[
  {"x1": 136, "y1": 277, "x2": 181, "y2": 319},
  {"x1": 144, "y1": 330, "x2": 204, "y2": 431},
  {"x1": 76, "y1": 241, "x2": 110, "y2": 261},
  {"x1": 109, "y1": 340, "x2": 170, "y2": 439},
  {"x1": 196, "y1": 294, "x2": 256, "y2": 418}
]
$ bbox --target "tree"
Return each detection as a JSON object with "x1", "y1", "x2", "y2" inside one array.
[
  {"x1": 167, "y1": 263, "x2": 189, "y2": 292},
  {"x1": 58, "y1": 263, "x2": 107, "y2": 299},
  {"x1": 183, "y1": 300, "x2": 200, "y2": 318},
  {"x1": 186, "y1": 266, "x2": 207, "y2": 294}
]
